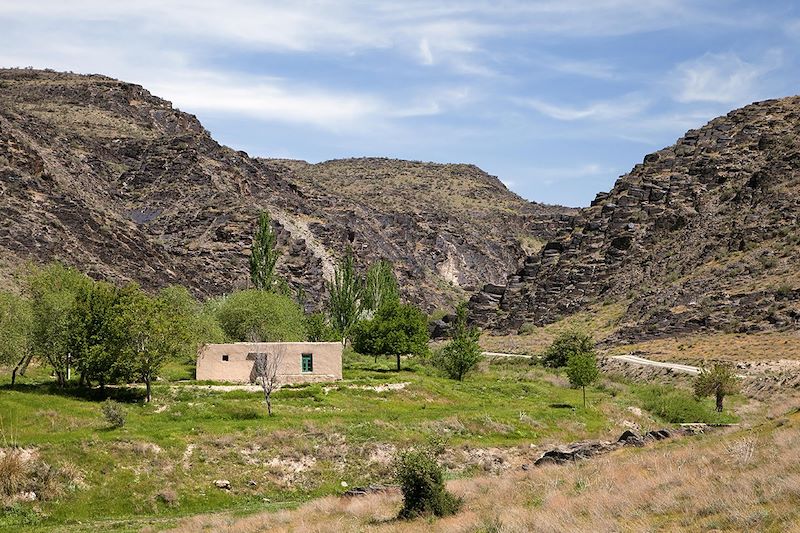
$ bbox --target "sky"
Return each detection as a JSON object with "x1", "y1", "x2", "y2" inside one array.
[{"x1": 1, "y1": 1, "x2": 798, "y2": 206}]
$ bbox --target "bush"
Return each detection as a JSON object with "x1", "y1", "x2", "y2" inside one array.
[
  {"x1": 637, "y1": 386, "x2": 735, "y2": 424},
  {"x1": 0, "y1": 450, "x2": 27, "y2": 497},
  {"x1": 431, "y1": 303, "x2": 481, "y2": 381},
  {"x1": 212, "y1": 289, "x2": 306, "y2": 342},
  {"x1": 101, "y1": 399, "x2": 126, "y2": 428},
  {"x1": 394, "y1": 447, "x2": 461, "y2": 519},
  {"x1": 542, "y1": 330, "x2": 594, "y2": 368}
]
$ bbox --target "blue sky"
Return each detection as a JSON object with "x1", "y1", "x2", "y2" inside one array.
[{"x1": 1, "y1": 1, "x2": 798, "y2": 206}]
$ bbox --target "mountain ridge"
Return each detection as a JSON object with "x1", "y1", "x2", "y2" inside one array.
[
  {"x1": 471, "y1": 95, "x2": 800, "y2": 339},
  {"x1": 0, "y1": 68, "x2": 573, "y2": 310}
]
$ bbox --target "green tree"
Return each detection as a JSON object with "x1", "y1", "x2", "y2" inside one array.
[
  {"x1": 326, "y1": 250, "x2": 363, "y2": 345},
  {"x1": 212, "y1": 289, "x2": 306, "y2": 342},
  {"x1": 352, "y1": 302, "x2": 429, "y2": 370},
  {"x1": 542, "y1": 330, "x2": 594, "y2": 368},
  {"x1": 304, "y1": 312, "x2": 337, "y2": 342},
  {"x1": 361, "y1": 260, "x2": 399, "y2": 316},
  {"x1": 67, "y1": 281, "x2": 124, "y2": 390},
  {"x1": 566, "y1": 350, "x2": 599, "y2": 407},
  {"x1": 249, "y1": 210, "x2": 280, "y2": 291},
  {"x1": 114, "y1": 284, "x2": 185, "y2": 403},
  {"x1": 157, "y1": 285, "x2": 225, "y2": 356},
  {"x1": 27, "y1": 263, "x2": 91, "y2": 387},
  {"x1": 694, "y1": 363, "x2": 740, "y2": 412},
  {"x1": 432, "y1": 303, "x2": 482, "y2": 381},
  {"x1": 0, "y1": 291, "x2": 34, "y2": 385}
]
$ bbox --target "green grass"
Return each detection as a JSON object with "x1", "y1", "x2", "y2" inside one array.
[{"x1": 0, "y1": 354, "x2": 737, "y2": 532}]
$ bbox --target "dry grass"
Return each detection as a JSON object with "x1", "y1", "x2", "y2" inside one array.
[
  {"x1": 168, "y1": 411, "x2": 800, "y2": 532},
  {"x1": 605, "y1": 331, "x2": 800, "y2": 363},
  {"x1": 481, "y1": 302, "x2": 629, "y2": 355}
]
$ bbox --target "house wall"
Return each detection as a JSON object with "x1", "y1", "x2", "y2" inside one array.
[{"x1": 196, "y1": 342, "x2": 343, "y2": 384}]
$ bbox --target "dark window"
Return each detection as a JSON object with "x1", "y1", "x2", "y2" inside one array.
[
  {"x1": 301, "y1": 353, "x2": 313, "y2": 373},
  {"x1": 222, "y1": 355, "x2": 229, "y2": 362}
]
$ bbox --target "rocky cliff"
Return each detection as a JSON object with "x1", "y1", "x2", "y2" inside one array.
[
  {"x1": 0, "y1": 68, "x2": 572, "y2": 310},
  {"x1": 471, "y1": 97, "x2": 800, "y2": 339}
]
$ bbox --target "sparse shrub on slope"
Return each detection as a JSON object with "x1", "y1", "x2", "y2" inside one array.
[
  {"x1": 101, "y1": 399, "x2": 126, "y2": 428},
  {"x1": 394, "y1": 445, "x2": 461, "y2": 519}
]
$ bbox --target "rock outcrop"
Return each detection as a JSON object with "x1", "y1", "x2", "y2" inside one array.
[
  {"x1": 472, "y1": 97, "x2": 800, "y2": 338},
  {"x1": 0, "y1": 69, "x2": 572, "y2": 310}
]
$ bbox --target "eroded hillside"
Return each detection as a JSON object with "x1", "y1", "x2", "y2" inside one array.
[
  {"x1": 0, "y1": 69, "x2": 572, "y2": 309},
  {"x1": 472, "y1": 97, "x2": 800, "y2": 339}
]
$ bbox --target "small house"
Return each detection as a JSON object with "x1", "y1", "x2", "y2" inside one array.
[{"x1": 196, "y1": 342, "x2": 343, "y2": 384}]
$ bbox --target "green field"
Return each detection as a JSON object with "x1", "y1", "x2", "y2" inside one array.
[{"x1": 0, "y1": 353, "x2": 735, "y2": 532}]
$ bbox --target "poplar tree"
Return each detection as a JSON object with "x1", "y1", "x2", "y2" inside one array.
[
  {"x1": 327, "y1": 250, "x2": 363, "y2": 345},
  {"x1": 249, "y1": 210, "x2": 280, "y2": 291},
  {"x1": 362, "y1": 259, "x2": 400, "y2": 315}
]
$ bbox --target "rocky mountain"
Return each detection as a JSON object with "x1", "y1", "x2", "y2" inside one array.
[
  {"x1": 472, "y1": 97, "x2": 800, "y2": 339},
  {"x1": 0, "y1": 68, "x2": 572, "y2": 310}
]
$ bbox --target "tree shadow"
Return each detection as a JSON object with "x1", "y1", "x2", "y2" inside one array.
[
  {"x1": 548, "y1": 403, "x2": 575, "y2": 409},
  {"x1": 0, "y1": 382, "x2": 145, "y2": 403}
]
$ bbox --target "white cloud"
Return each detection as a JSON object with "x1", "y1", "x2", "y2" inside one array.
[
  {"x1": 673, "y1": 51, "x2": 782, "y2": 104},
  {"x1": 515, "y1": 94, "x2": 650, "y2": 121},
  {"x1": 419, "y1": 38, "x2": 434, "y2": 65},
  {"x1": 150, "y1": 73, "x2": 384, "y2": 131}
]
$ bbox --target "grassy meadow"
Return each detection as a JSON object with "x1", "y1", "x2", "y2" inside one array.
[{"x1": 0, "y1": 352, "x2": 737, "y2": 532}]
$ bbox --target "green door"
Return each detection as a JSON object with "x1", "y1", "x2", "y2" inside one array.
[{"x1": 301, "y1": 353, "x2": 313, "y2": 373}]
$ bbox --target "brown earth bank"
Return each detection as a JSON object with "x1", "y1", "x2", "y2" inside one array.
[
  {"x1": 163, "y1": 411, "x2": 800, "y2": 532},
  {"x1": 471, "y1": 95, "x2": 800, "y2": 339},
  {"x1": 0, "y1": 68, "x2": 574, "y2": 310}
]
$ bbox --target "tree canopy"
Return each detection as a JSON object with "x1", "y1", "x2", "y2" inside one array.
[
  {"x1": 566, "y1": 350, "x2": 599, "y2": 407},
  {"x1": 352, "y1": 302, "x2": 429, "y2": 370},
  {"x1": 212, "y1": 289, "x2": 306, "y2": 342},
  {"x1": 694, "y1": 363, "x2": 740, "y2": 412},
  {"x1": 542, "y1": 330, "x2": 595, "y2": 368}
]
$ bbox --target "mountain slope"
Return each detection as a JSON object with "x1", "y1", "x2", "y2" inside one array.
[
  {"x1": 471, "y1": 96, "x2": 800, "y2": 339},
  {"x1": 0, "y1": 68, "x2": 571, "y2": 309}
]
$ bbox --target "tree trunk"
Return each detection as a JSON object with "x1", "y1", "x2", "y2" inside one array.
[
  {"x1": 266, "y1": 395, "x2": 272, "y2": 416},
  {"x1": 11, "y1": 353, "x2": 31, "y2": 386},
  {"x1": 716, "y1": 391, "x2": 723, "y2": 412},
  {"x1": 145, "y1": 376, "x2": 152, "y2": 403},
  {"x1": 582, "y1": 386, "x2": 587, "y2": 408},
  {"x1": 396, "y1": 354, "x2": 401, "y2": 371}
]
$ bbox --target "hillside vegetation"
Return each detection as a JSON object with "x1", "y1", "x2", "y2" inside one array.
[
  {"x1": 175, "y1": 410, "x2": 800, "y2": 532},
  {"x1": 0, "y1": 354, "x2": 735, "y2": 532}
]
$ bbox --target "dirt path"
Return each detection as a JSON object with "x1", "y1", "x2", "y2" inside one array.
[
  {"x1": 482, "y1": 351, "x2": 534, "y2": 359},
  {"x1": 610, "y1": 354, "x2": 703, "y2": 375}
]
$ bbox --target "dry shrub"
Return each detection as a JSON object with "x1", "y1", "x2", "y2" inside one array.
[
  {"x1": 0, "y1": 449, "x2": 27, "y2": 497},
  {"x1": 0, "y1": 448, "x2": 82, "y2": 503},
  {"x1": 157, "y1": 489, "x2": 179, "y2": 508}
]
